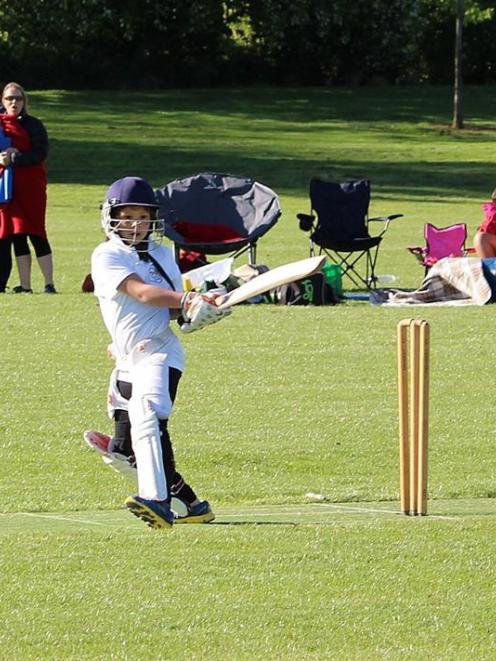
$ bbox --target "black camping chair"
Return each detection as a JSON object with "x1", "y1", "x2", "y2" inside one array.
[
  {"x1": 155, "y1": 172, "x2": 281, "y2": 264},
  {"x1": 297, "y1": 178, "x2": 402, "y2": 289}
]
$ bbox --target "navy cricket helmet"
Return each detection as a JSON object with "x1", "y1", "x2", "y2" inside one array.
[{"x1": 101, "y1": 176, "x2": 163, "y2": 249}]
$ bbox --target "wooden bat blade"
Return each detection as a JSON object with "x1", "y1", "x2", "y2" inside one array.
[{"x1": 217, "y1": 255, "x2": 327, "y2": 309}]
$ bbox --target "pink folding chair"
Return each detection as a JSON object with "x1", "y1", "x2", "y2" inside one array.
[{"x1": 408, "y1": 223, "x2": 473, "y2": 273}]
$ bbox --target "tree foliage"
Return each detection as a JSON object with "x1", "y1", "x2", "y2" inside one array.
[
  {"x1": 0, "y1": 0, "x2": 494, "y2": 88},
  {"x1": 239, "y1": 0, "x2": 421, "y2": 84},
  {"x1": 0, "y1": 0, "x2": 229, "y2": 87}
]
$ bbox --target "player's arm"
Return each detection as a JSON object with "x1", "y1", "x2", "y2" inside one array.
[
  {"x1": 119, "y1": 274, "x2": 183, "y2": 307},
  {"x1": 119, "y1": 273, "x2": 230, "y2": 333}
]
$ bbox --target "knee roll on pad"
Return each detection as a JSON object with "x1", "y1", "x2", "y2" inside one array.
[
  {"x1": 130, "y1": 390, "x2": 172, "y2": 420},
  {"x1": 128, "y1": 397, "x2": 161, "y2": 450}
]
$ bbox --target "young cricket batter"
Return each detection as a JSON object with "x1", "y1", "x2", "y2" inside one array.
[{"x1": 90, "y1": 176, "x2": 229, "y2": 529}]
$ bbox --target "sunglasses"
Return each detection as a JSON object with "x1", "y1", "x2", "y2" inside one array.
[{"x1": 3, "y1": 95, "x2": 23, "y2": 102}]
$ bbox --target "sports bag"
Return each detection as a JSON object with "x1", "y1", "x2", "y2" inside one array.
[{"x1": 275, "y1": 272, "x2": 341, "y2": 306}]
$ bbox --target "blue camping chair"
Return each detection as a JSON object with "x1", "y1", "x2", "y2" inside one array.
[
  {"x1": 155, "y1": 172, "x2": 281, "y2": 264},
  {"x1": 297, "y1": 178, "x2": 402, "y2": 289}
]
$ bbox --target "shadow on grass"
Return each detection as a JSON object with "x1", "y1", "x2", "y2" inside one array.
[
  {"x1": 210, "y1": 521, "x2": 299, "y2": 526},
  {"x1": 48, "y1": 135, "x2": 496, "y2": 201},
  {"x1": 34, "y1": 86, "x2": 496, "y2": 125},
  {"x1": 36, "y1": 86, "x2": 496, "y2": 201}
]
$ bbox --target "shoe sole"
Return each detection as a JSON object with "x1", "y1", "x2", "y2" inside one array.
[
  {"x1": 174, "y1": 510, "x2": 215, "y2": 524},
  {"x1": 125, "y1": 497, "x2": 173, "y2": 530}
]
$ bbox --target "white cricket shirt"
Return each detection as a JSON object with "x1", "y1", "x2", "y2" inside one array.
[{"x1": 91, "y1": 239, "x2": 185, "y2": 371}]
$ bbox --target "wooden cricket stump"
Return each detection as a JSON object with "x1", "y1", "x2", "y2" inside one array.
[{"x1": 397, "y1": 319, "x2": 430, "y2": 516}]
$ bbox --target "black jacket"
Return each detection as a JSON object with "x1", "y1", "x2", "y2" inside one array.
[{"x1": 0, "y1": 109, "x2": 49, "y2": 166}]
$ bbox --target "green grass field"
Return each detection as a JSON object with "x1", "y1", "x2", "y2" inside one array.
[{"x1": 2, "y1": 86, "x2": 496, "y2": 659}]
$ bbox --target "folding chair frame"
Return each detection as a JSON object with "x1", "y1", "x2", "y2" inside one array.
[
  {"x1": 308, "y1": 234, "x2": 382, "y2": 290},
  {"x1": 298, "y1": 179, "x2": 402, "y2": 290},
  {"x1": 408, "y1": 223, "x2": 473, "y2": 276},
  {"x1": 173, "y1": 240, "x2": 256, "y2": 268},
  {"x1": 156, "y1": 172, "x2": 281, "y2": 268}
]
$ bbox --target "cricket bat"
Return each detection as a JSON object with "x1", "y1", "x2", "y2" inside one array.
[{"x1": 217, "y1": 255, "x2": 327, "y2": 309}]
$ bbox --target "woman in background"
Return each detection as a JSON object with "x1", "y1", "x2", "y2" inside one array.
[{"x1": 0, "y1": 81, "x2": 56, "y2": 293}]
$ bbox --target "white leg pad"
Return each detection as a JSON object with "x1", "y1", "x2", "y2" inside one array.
[{"x1": 128, "y1": 396, "x2": 167, "y2": 501}]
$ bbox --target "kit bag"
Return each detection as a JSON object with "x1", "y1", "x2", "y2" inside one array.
[{"x1": 275, "y1": 272, "x2": 341, "y2": 305}]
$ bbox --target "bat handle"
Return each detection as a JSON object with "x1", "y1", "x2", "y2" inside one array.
[
  {"x1": 204, "y1": 287, "x2": 228, "y2": 308},
  {"x1": 216, "y1": 296, "x2": 228, "y2": 309}
]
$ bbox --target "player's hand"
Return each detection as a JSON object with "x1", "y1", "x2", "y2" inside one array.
[{"x1": 179, "y1": 291, "x2": 231, "y2": 333}]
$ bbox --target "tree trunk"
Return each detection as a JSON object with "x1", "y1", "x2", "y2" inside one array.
[{"x1": 452, "y1": 0, "x2": 464, "y2": 129}]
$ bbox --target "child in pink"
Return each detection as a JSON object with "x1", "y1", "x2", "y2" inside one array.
[{"x1": 474, "y1": 188, "x2": 496, "y2": 257}]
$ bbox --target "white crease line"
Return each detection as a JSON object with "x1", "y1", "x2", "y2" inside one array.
[
  {"x1": 7, "y1": 505, "x2": 459, "y2": 525},
  {"x1": 218, "y1": 505, "x2": 458, "y2": 521},
  {"x1": 19, "y1": 512, "x2": 105, "y2": 526},
  {"x1": 314, "y1": 503, "x2": 459, "y2": 520}
]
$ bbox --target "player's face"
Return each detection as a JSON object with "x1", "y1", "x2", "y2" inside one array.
[
  {"x1": 2, "y1": 85, "x2": 25, "y2": 116},
  {"x1": 115, "y1": 205, "x2": 152, "y2": 245}
]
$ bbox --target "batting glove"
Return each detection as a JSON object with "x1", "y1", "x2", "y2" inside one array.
[{"x1": 179, "y1": 291, "x2": 231, "y2": 334}]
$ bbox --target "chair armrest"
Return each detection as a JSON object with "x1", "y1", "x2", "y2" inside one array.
[
  {"x1": 407, "y1": 245, "x2": 427, "y2": 265},
  {"x1": 369, "y1": 214, "x2": 404, "y2": 222},
  {"x1": 297, "y1": 213, "x2": 315, "y2": 232},
  {"x1": 369, "y1": 213, "x2": 403, "y2": 239}
]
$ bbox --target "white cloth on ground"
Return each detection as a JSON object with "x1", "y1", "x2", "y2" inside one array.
[{"x1": 384, "y1": 257, "x2": 491, "y2": 306}]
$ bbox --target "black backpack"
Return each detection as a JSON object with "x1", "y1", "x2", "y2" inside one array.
[{"x1": 274, "y1": 273, "x2": 341, "y2": 306}]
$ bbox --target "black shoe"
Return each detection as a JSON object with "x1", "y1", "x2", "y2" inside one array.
[
  {"x1": 44, "y1": 284, "x2": 57, "y2": 294},
  {"x1": 12, "y1": 286, "x2": 33, "y2": 293}
]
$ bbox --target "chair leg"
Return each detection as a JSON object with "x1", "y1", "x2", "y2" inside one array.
[
  {"x1": 249, "y1": 242, "x2": 257, "y2": 264},
  {"x1": 366, "y1": 246, "x2": 381, "y2": 289},
  {"x1": 338, "y1": 251, "x2": 371, "y2": 290},
  {"x1": 325, "y1": 247, "x2": 384, "y2": 291}
]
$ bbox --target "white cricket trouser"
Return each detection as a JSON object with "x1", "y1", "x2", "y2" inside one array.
[{"x1": 127, "y1": 342, "x2": 176, "y2": 501}]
